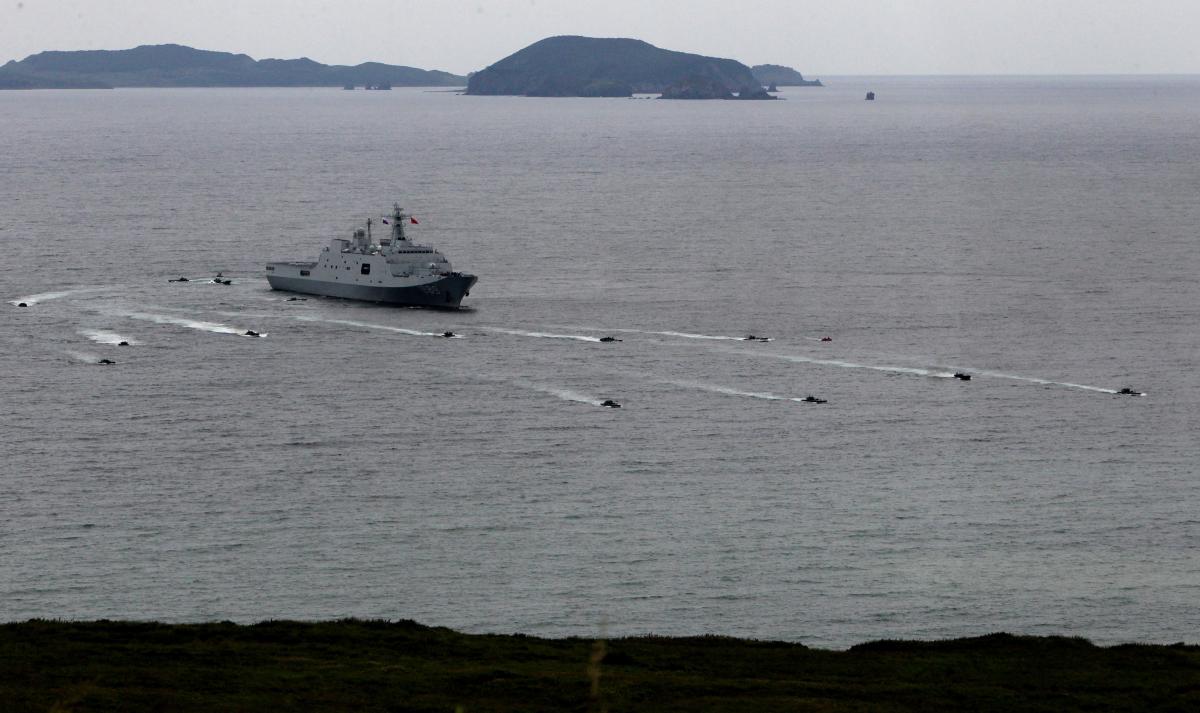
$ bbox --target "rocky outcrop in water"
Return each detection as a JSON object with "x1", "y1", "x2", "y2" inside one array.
[
  {"x1": 734, "y1": 85, "x2": 777, "y2": 100},
  {"x1": 658, "y1": 75, "x2": 734, "y2": 100}
]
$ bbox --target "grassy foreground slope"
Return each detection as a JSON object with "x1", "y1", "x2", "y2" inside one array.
[{"x1": 2, "y1": 619, "x2": 1197, "y2": 711}]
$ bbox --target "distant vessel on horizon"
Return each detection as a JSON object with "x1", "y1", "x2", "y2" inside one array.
[{"x1": 265, "y1": 203, "x2": 477, "y2": 308}]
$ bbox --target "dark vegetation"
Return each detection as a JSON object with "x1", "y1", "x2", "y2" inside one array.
[
  {"x1": 466, "y1": 36, "x2": 765, "y2": 98},
  {"x1": 750, "y1": 63, "x2": 823, "y2": 87},
  {"x1": 2, "y1": 619, "x2": 1197, "y2": 711},
  {"x1": 0, "y1": 73, "x2": 109, "y2": 89},
  {"x1": 658, "y1": 74, "x2": 734, "y2": 100},
  {"x1": 0, "y1": 44, "x2": 466, "y2": 89},
  {"x1": 655, "y1": 75, "x2": 776, "y2": 100}
]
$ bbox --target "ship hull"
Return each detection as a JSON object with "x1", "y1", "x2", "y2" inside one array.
[{"x1": 267, "y1": 273, "x2": 477, "y2": 308}]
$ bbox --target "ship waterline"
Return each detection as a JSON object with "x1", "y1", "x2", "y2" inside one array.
[{"x1": 266, "y1": 270, "x2": 476, "y2": 306}]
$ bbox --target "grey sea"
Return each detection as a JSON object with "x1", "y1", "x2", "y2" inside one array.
[{"x1": 2, "y1": 77, "x2": 1198, "y2": 648}]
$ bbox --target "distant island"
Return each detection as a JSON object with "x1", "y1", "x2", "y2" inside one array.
[
  {"x1": 0, "y1": 44, "x2": 466, "y2": 89},
  {"x1": 466, "y1": 36, "x2": 816, "y2": 99},
  {"x1": 751, "y1": 64, "x2": 823, "y2": 87},
  {"x1": 0, "y1": 40, "x2": 823, "y2": 97}
]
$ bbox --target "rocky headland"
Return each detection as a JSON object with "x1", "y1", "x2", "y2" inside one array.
[{"x1": 751, "y1": 63, "x2": 823, "y2": 87}]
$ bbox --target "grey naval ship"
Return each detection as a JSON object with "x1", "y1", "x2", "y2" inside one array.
[{"x1": 265, "y1": 203, "x2": 477, "y2": 307}]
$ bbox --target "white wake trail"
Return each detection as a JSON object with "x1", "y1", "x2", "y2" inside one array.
[
  {"x1": 569, "y1": 326, "x2": 762, "y2": 342},
  {"x1": 105, "y1": 309, "x2": 263, "y2": 337},
  {"x1": 660, "y1": 378, "x2": 830, "y2": 404},
  {"x1": 664, "y1": 379, "x2": 788, "y2": 402},
  {"x1": 737, "y1": 348, "x2": 1120, "y2": 394},
  {"x1": 968, "y1": 370, "x2": 1121, "y2": 394},
  {"x1": 292, "y1": 316, "x2": 459, "y2": 337},
  {"x1": 500, "y1": 378, "x2": 608, "y2": 406},
  {"x1": 484, "y1": 327, "x2": 601, "y2": 342},
  {"x1": 737, "y1": 349, "x2": 951, "y2": 377},
  {"x1": 654, "y1": 330, "x2": 755, "y2": 341},
  {"x1": 79, "y1": 329, "x2": 138, "y2": 345},
  {"x1": 10, "y1": 287, "x2": 111, "y2": 306}
]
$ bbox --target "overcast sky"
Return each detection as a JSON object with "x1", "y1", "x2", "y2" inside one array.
[{"x1": 3, "y1": 0, "x2": 1198, "y2": 75}]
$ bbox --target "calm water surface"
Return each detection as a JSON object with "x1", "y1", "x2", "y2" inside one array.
[{"x1": 1, "y1": 77, "x2": 1198, "y2": 647}]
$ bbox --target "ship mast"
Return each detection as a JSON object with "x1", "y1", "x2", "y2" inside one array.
[{"x1": 392, "y1": 202, "x2": 407, "y2": 243}]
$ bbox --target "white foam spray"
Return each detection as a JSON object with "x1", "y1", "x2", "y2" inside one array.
[
  {"x1": 79, "y1": 329, "x2": 138, "y2": 346},
  {"x1": 64, "y1": 350, "x2": 103, "y2": 363},
  {"x1": 537, "y1": 387, "x2": 605, "y2": 405}
]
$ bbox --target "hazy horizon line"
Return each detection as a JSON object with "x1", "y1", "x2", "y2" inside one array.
[{"x1": 5, "y1": 44, "x2": 1197, "y2": 79}]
